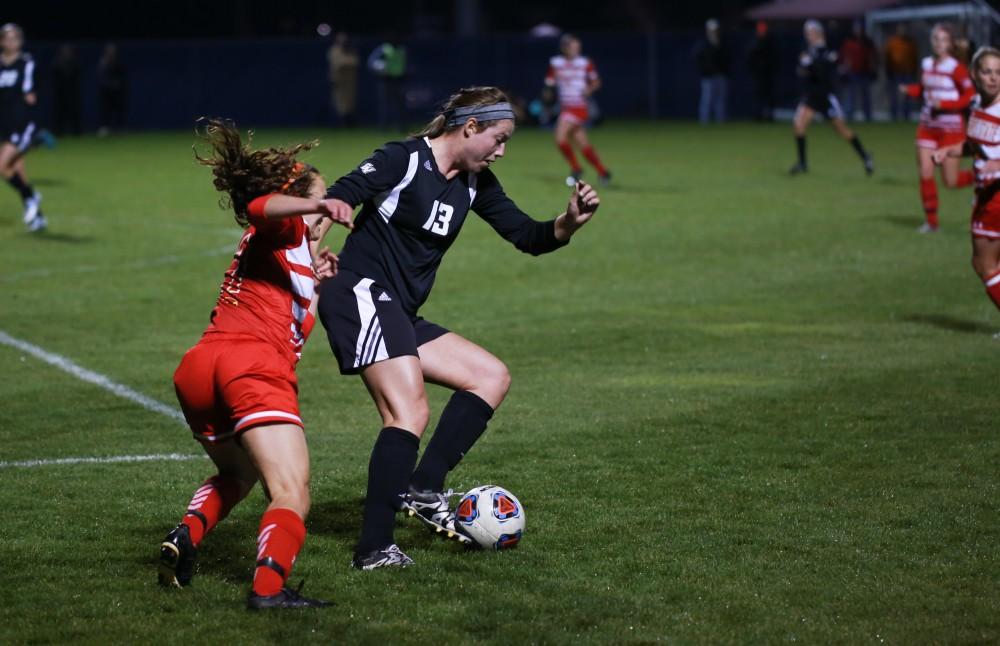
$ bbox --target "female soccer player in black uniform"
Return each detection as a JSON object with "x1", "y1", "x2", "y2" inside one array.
[
  {"x1": 0, "y1": 24, "x2": 44, "y2": 231},
  {"x1": 313, "y1": 86, "x2": 600, "y2": 569},
  {"x1": 789, "y1": 20, "x2": 874, "y2": 176}
]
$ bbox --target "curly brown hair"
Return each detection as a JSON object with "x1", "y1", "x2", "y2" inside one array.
[{"x1": 194, "y1": 118, "x2": 319, "y2": 227}]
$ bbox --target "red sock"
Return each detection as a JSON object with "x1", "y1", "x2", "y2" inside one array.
[
  {"x1": 581, "y1": 145, "x2": 608, "y2": 176},
  {"x1": 557, "y1": 142, "x2": 581, "y2": 173},
  {"x1": 957, "y1": 170, "x2": 974, "y2": 188},
  {"x1": 920, "y1": 177, "x2": 939, "y2": 228},
  {"x1": 253, "y1": 508, "x2": 306, "y2": 597},
  {"x1": 985, "y1": 270, "x2": 1000, "y2": 311},
  {"x1": 181, "y1": 475, "x2": 242, "y2": 546}
]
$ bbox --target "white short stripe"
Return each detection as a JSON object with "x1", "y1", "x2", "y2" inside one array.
[
  {"x1": 986, "y1": 272, "x2": 1000, "y2": 287},
  {"x1": 0, "y1": 453, "x2": 203, "y2": 470},
  {"x1": 353, "y1": 278, "x2": 378, "y2": 368},
  {"x1": 233, "y1": 410, "x2": 303, "y2": 431},
  {"x1": 0, "y1": 329, "x2": 186, "y2": 423}
]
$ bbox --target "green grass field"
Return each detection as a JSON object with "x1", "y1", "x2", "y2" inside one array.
[{"x1": 1, "y1": 121, "x2": 998, "y2": 643}]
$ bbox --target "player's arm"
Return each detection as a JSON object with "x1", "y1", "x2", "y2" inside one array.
[
  {"x1": 554, "y1": 181, "x2": 600, "y2": 241},
  {"x1": 586, "y1": 62, "x2": 601, "y2": 96},
  {"x1": 316, "y1": 143, "x2": 411, "y2": 237},
  {"x1": 22, "y1": 58, "x2": 36, "y2": 106},
  {"x1": 934, "y1": 69, "x2": 975, "y2": 111},
  {"x1": 247, "y1": 194, "x2": 353, "y2": 228}
]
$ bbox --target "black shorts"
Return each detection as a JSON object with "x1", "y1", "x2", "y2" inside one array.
[
  {"x1": 1, "y1": 119, "x2": 36, "y2": 153},
  {"x1": 317, "y1": 269, "x2": 449, "y2": 375},
  {"x1": 801, "y1": 93, "x2": 844, "y2": 121}
]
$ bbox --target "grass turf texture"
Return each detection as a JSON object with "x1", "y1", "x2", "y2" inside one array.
[{"x1": 1, "y1": 122, "x2": 998, "y2": 643}]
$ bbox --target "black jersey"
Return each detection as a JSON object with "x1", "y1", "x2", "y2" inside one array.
[
  {"x1": 326, "y1": 136, "x2": 567, "y2": 315},
  {"x1": 798, "y1": 45, "x2": 837, "y2": 99},
  {"x1": 0, "y1": 53, "x2": 35, "y2": 123}
]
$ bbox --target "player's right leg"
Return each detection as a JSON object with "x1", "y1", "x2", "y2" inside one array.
[
  {"x1": 789, "y1": 104, "x2": 813, "y2": 174},
  {"x1": 0, "y1": 140, "x2": 43, "y2": 230},
  {"x1": 554, "y1": 116, "x2": 582, "y2": 186},
  {"x1": 916, "y1": 143, "x2": 940, "y2": 232},
  {"x1": 573, "y1": 127, "x2": 611, "y2": 186}
]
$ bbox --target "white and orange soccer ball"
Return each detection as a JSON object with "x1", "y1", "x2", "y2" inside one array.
[{"x1": 455, "y1": 485, "x2": 525, "y2": 550}]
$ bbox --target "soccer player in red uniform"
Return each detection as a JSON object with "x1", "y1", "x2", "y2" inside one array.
[
  {"x1": 157, "y1": 119, "x2": 352, "y2": 609},
  {"x1": 934, "y1": 47, "x2": 1000, "y2": 315},
  {"x1": 901, "y1": 23, "x2": 977, "y2": 233},
  {"x1": 545, "y1": 34, "x2": 611, "y2": 187}
]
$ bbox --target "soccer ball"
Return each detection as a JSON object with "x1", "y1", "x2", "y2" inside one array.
[{"x1": 455, "y1": 485, "x2": 525, "y2": 550}]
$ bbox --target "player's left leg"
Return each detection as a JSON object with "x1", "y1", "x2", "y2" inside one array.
[
  {"x1": 403, "y1": 332, "x2": 509, "y2": 540},
  {"x1": 0, "y1": 142, "x2": 44, "y2": 229},
  {"x1": 830, "y1": 116, "x2": 873, "y2": 176},
  {"x1": 940, "y1": 155, "x2": 974, "y2": 189},
  {"x1": 790, "y1": 104, "x2": 813, "y2": 174},
  {"x1": 554, "y1": 116, "x2": 583, "y2": 185},
  {"x1": 573, "y1": 126, "x2": 611, "y2": 185}
]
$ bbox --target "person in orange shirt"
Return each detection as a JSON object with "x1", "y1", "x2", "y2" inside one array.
[{"x1": 884, "y1": 24, "x2": 919, "y2": 121}]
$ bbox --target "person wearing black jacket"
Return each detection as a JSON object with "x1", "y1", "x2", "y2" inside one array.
[{"x1": 312, "y1": 86, "x2": 600, "y2": 570}]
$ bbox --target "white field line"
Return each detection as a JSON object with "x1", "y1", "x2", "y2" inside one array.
[
  {"x1": 0, "y1": 330, "x2": 199, "y2": 469},
  {"x1": 1, "y1": 244, "x2": 235, "y2": 282},
  {"x1": 0, "y1": 453, "x2": 205, "y2": 469}
]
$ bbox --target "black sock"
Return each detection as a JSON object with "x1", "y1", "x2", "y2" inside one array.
[
  {"x1": 411, "y1": 390, "x2": 494, "y2": 493},
  {"x1": 7, "y1": 172, "x2": 34, "y2": 201},
  {"x1": 356, "y1": 427, "x2": 419, "y2": 555},
  {"x1": 795, "y1": 136, "x2": 807, "y2": 167},
  {"x1": 849, "y1": 135, "x2": 869, "y2": 161}
]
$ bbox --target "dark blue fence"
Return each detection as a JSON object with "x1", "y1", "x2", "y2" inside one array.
[{"x1": 28, "y1": 30, "x2": 808, "y2": 131}]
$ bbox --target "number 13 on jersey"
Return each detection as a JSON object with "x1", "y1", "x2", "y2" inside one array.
[{"x1": 423, "y1": 200, "x2": 454, "y2": 236}]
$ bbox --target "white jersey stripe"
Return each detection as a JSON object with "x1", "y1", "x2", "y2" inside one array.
[{"x1": 377, "y1": 151, "x2": 420, "y2": 222}]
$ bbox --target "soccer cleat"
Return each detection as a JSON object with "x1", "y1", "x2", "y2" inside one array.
[
  {"x1": 351, "y1": 543, "x2": 414, "y2": 570},
  {"x1": 26, "y1": 214, "x2": 47, "y2": 232},
  {"x1": 401, "y1": 487, "x2": 473, "y2": 544},
  {"x1": 22, "y1": 192, "x2": 41, "y2": 224},
  {"x1": 917, "y1": 222, "x2": 939, "y2": 234},
  {"x1": 598, "y1": 170, "x2": 612, "y2": 186},
  {"x1": 565, "y1": 170, "x2": 582, "y2": 187},
  {"x1": 247, "y1": 582, "x2": 332, "y2": 610},
  {"x1": 788, "y1": 163, "x2": 808, "y2": 176},
  {"x1": 863, "y1": 155, "x2": 875, "y2": 176},
  {"x1": 158, "y1": 523, "x2": 197, "y2": 587}
]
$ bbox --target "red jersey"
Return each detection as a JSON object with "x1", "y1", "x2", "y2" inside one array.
[
  {"x1": 905, "y1": 55, "x2": 975, "y2": 132},
  {"x1": 203, "y1": 194, "x2": 316, "y2": 364},
  {"x1": 545, "y1": 55, "x2": 598, "y2": 109},
  {"x1": 967, "y1": 96, "x2": 1000, "y2": 188}
]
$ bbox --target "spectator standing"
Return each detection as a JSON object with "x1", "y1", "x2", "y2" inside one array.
[
  {"x1": 97, "y1": 43, "x2": 127, "y2": 136},
  {"x1": 748, "y1": 21, "x2": 779, "y2": 121},
  {"x1": 51, "y1": 44, "x2": 81, "y2": 136},
  {"x1": 695, "y1": 19, "x2": 729, "y2": 124},
  {"x1": 839, "y1": 21, "x2": 877, "y2": 121},
  {"x1": 884, "y1": 25, "x2": 919, "y2": 121},
  {"x1": 368, "y1": 36, "x2": 407, "y2": 131},
  {"x1": 327, "y1": 32, "x2": 359, "y2": 127}
]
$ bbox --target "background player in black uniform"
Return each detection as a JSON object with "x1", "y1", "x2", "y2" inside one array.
[
  {"x1": 313, "y1": 86, "x2": 600, "y2": 569},
  {"x1": 789, "y1": 20, "x2": 874, "y2": 176},
  {"x1": 0, "y1": 23, "x2": 45, "y2": 231}
]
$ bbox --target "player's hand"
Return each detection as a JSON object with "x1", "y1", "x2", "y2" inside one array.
[
  {"x1": 566, "y1": 181, "x2": 600, "y2": 227},
  {"x1": 312, "y1": 246, "x2": 339, "y2": 281},
  {"x1": 310, "y1": 198, "x2": 353, "y2": 240},
  {"x1": 931, "y1": 149, "x2": 948, "y2": 165}
]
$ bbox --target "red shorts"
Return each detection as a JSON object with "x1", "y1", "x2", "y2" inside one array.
[
  {"x1": 916, "y1": 125, "x2": 965, "y2": 150},
  {"x1": 971, "y1": 188, "x2": 1000, "y2": 239},
  {"x1": 173, "y1": 336, "x2": 302, "y2": 443},
  {"x1": 558, "y1": 105, "x2": 589, "y2": 125}
]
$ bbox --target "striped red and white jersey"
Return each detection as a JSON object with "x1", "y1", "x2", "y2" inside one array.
[
  {"x1": 968, "y1": 95, "x2": 1000, "y2": 187},
  {"x1": 203, "y1": 194, "x2": 316, "y2": 364},
  {"x1": 908, "y1": 55, "x2": 975, "y2": 132},
  {"x1": 545, "y1": 55, "x2": 598, "y2": 109}
]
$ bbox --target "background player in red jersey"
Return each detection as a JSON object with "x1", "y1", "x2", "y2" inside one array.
[
  {"x1": 545, "y1": 34, "x2": 611, "y2": 187},
  {"x1": 934, "y1": 47, "x2": 1000, "y2": 318},
  {"x1": 901, "y1": 23, "x2": 977, "y2": 233},
  {"x1": 158, "y1": 119, "x2": 351, "y2": 609}
]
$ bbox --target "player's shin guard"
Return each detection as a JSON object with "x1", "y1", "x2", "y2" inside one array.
[
  {"x1": 557, "y1": 142, "x2": 582, "y2": 173},
  {"x1": 957, "y1": 170, "x2": 975, "y2": 188},
  {"x1": 411, "y1": 390, "x2": 494, "y2": 493},
  {"x1": 181, "y1": 475, "x2": 243, "y2": 546},
  {"x1": 356, "y1": 427, "x2": 419, "y2": 555},
  {"x1": 849, "y1": 135, "x2": 870, "y2": 161},
  {"x1": 252, "y1": 508, "x2": 305, "y2": 597},
  {"x1": 920, "y1": 177, "x2": 939, "y2": 227},
  {"x1": 6, "y1": 172, "x2": 34, "y2": 201},
  {"x1": 581, "y1": 145, "x2": 608, "y2": 176}
]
